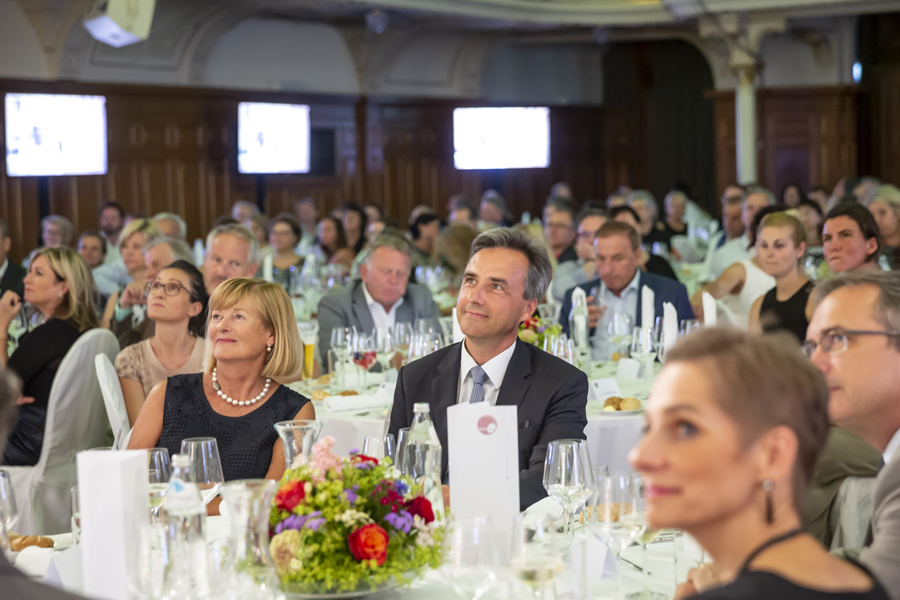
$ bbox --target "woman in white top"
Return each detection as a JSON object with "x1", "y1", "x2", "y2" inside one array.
[
  {"x1": 115, "y1": 260, "x2": 208, "y2": 426},
  {"x1": 691, "y1": 207, "x2": 780, "y2": 328}
]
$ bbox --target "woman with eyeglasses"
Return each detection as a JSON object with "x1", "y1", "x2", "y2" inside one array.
[{"x1": 115, "y1": 260, "x2": 209, "y2": 427}]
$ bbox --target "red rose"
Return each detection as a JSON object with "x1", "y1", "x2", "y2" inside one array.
[
  {"x1": 352, "y1": 454, "x2": 379, "y2": 465},
  {"x1": 348, "y1": 524, "x2": 389, "y2": 566},
  {"x1": 275, "y1": 480, "x2": 306, "y2": 511},
  {"x1": 404, "y1": 496, "x2": 435, "y2": 523}
]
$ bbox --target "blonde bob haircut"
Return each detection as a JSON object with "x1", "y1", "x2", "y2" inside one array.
[
  {"x1": 119, "y1": 218, "x2": 161, "y2": 251},
  {"x1": 204, "y1": 278, "x2": 302, "y2": 379},
  {"x1": 32, "y1": 247, "x2": 100, "y2": 333}
]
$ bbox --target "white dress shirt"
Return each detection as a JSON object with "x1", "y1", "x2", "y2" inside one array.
[
  {"x1": 884, "y1": 428, "x2": 900, "y2": 465},
  {"x1": 362, "y1": 283, "x2": 404, "y2": 333},
  {"x1": 456, "y1": 337, "x2": 517, "y2": 406},
  {"x1": 709, "y1": 234, "x2": 751, "y2": 280},
  {"x1": 0, "y1": 259, "x2": 9, "y2": 281},
  {"x1": 590, "y1": 269, "x2": 641, "y2": 360}
]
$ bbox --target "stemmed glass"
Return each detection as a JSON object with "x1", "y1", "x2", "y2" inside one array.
[
  {"x1": 395, "y1": 428, "x2": 410, "y2": 474},
  {"x1": 392, "y1": 323, "x2": 413, "y2": 366},
  {"x1": 608, "y1": 313, "x2": 635, "y2": 360},
  {"x1": 0, "y1": 468, "x2": 17, "y2": 532},
  {"x1": 330, "y1": 326, "x2": 354, "y2": 381},
  {"x1": 631, "y1": 327, "x2": 658, "y2": 392},
  {"x1": 590, "y1": 471, "x2": 640, "y2": 599},
  {"x1": 440, "y1": 516, "x2": 498, "y2": 600},
  {"x1": 362, "y1": 434, "x2": 396, "y2": 461},
  {"x1": 625, "y1": 474, "x2": 666, "y2": 600},
  {"x1": 543, "y1": 439, "x2": 594, "y2": 539},
  {"x1": 148, "y1": 448, "x2": 171, "y2": 524},
  {"x1": 409, "y1": 331, "x2": 442, "y2": 363},
  {"x1": 679, "y1": 319, "x2": 700, "y2": 338},
  {"x1": 509, "y1": 514, "x2": 564, "y2": 599},
  {"x1": 352, "y1": 332, "x2": 377, "y2": 388},
  {"x1": 180, "y1": 437, "x2": 225, "y2": 505},
  {"x1": 374, "y1": 328, "x2": 394, "y2": 372}
]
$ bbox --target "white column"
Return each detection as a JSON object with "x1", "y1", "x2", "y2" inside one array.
[{"x1": 735, "y1": 66, "x2": 757, "y2": 184}]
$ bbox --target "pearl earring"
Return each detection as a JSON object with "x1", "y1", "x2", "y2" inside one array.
[{"x1": 267, "y1": 345, "x2": 273, "y2": 352}]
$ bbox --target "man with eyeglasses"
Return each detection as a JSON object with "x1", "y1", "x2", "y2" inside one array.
[
  {"x1": 549, "y1": 208, "x2": 607, "y2": 302},
  {"x1": 543, "y1": 201, "x2": 578, "y2": 265},
  {"x1": 806, "y1": 270, "x2": 900, "y2": 599}
]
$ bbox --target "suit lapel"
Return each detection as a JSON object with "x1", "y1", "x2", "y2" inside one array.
[
  {"x1": 396, "y1": 297, "x2": 415, "y2": 326},
  {"x1": 351, "y1": 282, "x2": 376, "y2": 334},
  {"x1": 496, "y1": 340, "x2": 532, "y2": 409},
  {"x1": 431, "y1": 343, "x2": 463, "y2": 477},
  {"x1": 635, "y1": 272, "x2": 644, "y2": 328}
]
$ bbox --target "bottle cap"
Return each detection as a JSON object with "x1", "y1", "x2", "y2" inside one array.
[
  {"x1": 413, "y1": 402, "x2": 431, "y2": 413},
  {"x1": 171, "y1": 454, "x2": 190, "y2": 468}
]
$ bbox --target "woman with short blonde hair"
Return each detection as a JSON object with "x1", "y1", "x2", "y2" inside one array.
[
  {"x1": 98, "y1": 218, "x2": 162, "y2": 324},
  {"x1": 0, "y1": 247, "x2": 99, "y2": 465},
  {"x1": 128, "y1": 278, "x2": 312, "y2": 504}
]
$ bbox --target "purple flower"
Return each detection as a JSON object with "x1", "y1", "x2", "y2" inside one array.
[
  {"x1": 394, "y1": 480, "x2": 408, "y2": 495},
  {"x1": 306, "y1": 518, "x2": 326, "y2": 531},
  {"x1": 354, "y1": 461, "x2": 376, "y2": 470},
  {"x1": 275, "y1": 513, "x2": 309, "y2": 534},
  {"x1": 343, "y1": 484, "x2": 360, "y2": 504},
  {"x1": 384, "y1": 510, "x2": 413, "y2": 534},
  {"x1": 349, "y1": 448, "x2": 359, "y2": 455},
  {"x1": 538, "y1": 326, "x2": 546, "y2": 333}
]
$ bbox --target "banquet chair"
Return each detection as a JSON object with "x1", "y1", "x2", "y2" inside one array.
[
  {"x1": 95, "y1": 353, "x2": 130, "y2": 450},
  {"x1": 7, "y1": 329, "x2": 120, "y2": 535}
]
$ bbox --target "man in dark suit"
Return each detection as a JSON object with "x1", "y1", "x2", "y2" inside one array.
[
  {"x1": 317, "y1": 234, "x2": 441, "y2": 364},
  {"x1": 389, "y1": 228, "x2": 588, "y2": 511},
  {"x1": 558, "y1": 221, "x2": 693, "y2": 349},
  {"x1": 0, "y1": 221, "x2": 26, "y2": 297}
]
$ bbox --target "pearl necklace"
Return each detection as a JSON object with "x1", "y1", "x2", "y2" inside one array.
[{"x1": 212, "y1": 368, "x2": 271, "y2": 407}]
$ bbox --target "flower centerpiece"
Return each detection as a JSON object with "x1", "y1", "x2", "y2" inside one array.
[
  {"x1": 269, "y1": 437, "x2": 444, "y2": 595},
  {"x1": 518, "y1": 316, "x2": 562, "y2": 348}
]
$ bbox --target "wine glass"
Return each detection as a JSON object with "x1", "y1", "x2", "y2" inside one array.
[
  {"x1": 374, "y1": 328, "x2": 394, "y2": 372},
  {"x1": 440, "y1": 516, "x2": 498, "y2": 600},
  {"x1": 392, "y1": 323, "x2": 413, "y2": 366},
  {"x1": 330, "y1": 326, "x2": 354, "y2": 373},
  {"x1": 630, "y1": 327, "x2": 658, "y2": 392},
  {"x1": 590, "y1": 471, "x2": 640, "y2": 598},
  {"x1": 362, "y1": 434, "x2": 395, "y2": 461},
  {"x1": 395, "y1": 427, "x2": 410, "y2": 474},
  {"x1": 509, "y1": 514, "x2": 564, "y2": 599},
  {"x1": 608, "y1": 313, "x2": 634, "y2": 360},
  {"x1": 0, "y1": 468, "x2": 17, "y2": 532},
  {"x1": 679, "y1": 319, "x2": 700, "y2": 338},
  {"x1": 352, "y1": 332, "x2": 377, "y2": 388},
  {"x1": 7, "y1": 307, "x2": 27, "y2": 348},
  {"x1": 180, "y1": 437, "x2": 225, "y2": 505},
  {"x1": 626, "y1": 474, "x2": 667, "y2": 600},
  {"x1": 543, "y1": 439, "x2": 594, "y2": 539},
  {"x1": 148, "y1": 448, "x2": 171, "y2": 524}
]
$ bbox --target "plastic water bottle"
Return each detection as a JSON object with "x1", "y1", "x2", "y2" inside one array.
[
  {"x1": 406, "y1": 403, "x2": 445, "y2": 522},
  {"x1": 161, "y1": 454, "x2": 210, "y2": 599}
]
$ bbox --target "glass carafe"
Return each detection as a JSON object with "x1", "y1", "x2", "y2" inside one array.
[
  {"x1": 218, "y1": 479, "x2": 280, "y2": 599},
  {"x1": 274, "y1": 420, "x2": 323, "y2": 469}
]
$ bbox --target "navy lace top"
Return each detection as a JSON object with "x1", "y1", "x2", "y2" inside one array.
[{"x1": 157, "y1": 373, "x2": 309, "y2": 481}]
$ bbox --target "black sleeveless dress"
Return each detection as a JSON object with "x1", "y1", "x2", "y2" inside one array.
[
  {"x1": 760, "y1": 280, "x2": 815, "y2": 343},
  {"x1": 157, "y1": 373, "x2": 310, "y2": 481}
]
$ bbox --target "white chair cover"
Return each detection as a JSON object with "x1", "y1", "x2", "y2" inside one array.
[
  {"x1": 95, "y1": 353, "x2": 129, "y2": 450},
  {"x1": 830, "y1": 476, "x2": 877, "y2": 551},
  {"x1": 7, "y1": 329, "x2": 120, "y2": 534}
]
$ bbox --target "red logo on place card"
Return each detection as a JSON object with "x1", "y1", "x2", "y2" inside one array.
[{"x1": 477, "y1": 415, "x2": 498, "y2": 435}]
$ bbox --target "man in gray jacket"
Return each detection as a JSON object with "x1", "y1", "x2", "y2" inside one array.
[
  {"x1": 806, "y1": 270, "x2": 900, "y2": 600},
  {"x1": 317, "y1": 233, "x2": 441, "y2": 367}
]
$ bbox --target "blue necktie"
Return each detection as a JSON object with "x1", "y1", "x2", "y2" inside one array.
[{"x1": 468, "y1": 365, "x2": 488, "y2": 404}]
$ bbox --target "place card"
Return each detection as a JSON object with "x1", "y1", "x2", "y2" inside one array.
[
  {"x1": 585, "y1": 534, "x2": 617, "y2": 580},
  {"x1": 78, "y1": 450, "x2": 149, "y2": 600},
  {"x1": 616, "y1": 358, "x2": 641, "y2": 379},
  {"x1": 589, "y1": 378, "x2": 621, "y2": 403},
  {"x1": 448, "y1": 403, "x2": 519, "y2": 557}
]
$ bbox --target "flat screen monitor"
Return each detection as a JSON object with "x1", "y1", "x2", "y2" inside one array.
[
  {"x1": 5, "y1": 93, "x2": 108, "y2": 177},
  {"x1": 453, "y1": 107, "x2": 550, "y2": 170},
  {"x1": 238, "y1": 102, "x2": 310, "y2": 174}
]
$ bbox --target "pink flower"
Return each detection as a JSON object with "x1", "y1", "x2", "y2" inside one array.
[{"x1": 308, "y1": 436, "x2": 344, "y2": 481}]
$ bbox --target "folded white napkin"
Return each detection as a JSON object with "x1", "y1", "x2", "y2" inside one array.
[
  {"x1": 14, "y1": 545, "x2": 54, "y2": 578},
  {"x1": 323, "y1": 394, "x2": 390, "y2": 413},
  {"x1": 522, "y1": 496, "x2": 564, "y2": 528},
  {"x1": 702, "y1": 292, "x2": 716, "y2": 326},
  {"x1": 641, "y1": 285, "x2": 655, "y2": 333},
  {"x1": 663, "y1": 302, "x2": 678, "y2": 353}
]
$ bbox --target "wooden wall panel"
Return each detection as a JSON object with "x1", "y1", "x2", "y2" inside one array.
[{"x1": 872, "y1": 66, "x2": 900, "y2": 187}]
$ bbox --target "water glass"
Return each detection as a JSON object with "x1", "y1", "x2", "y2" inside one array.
[
  {"x1": 330, "y1": 326, "x2": 354, "y2": 372},
  {"x1": 374, "y1": 328, "x2": 394, "y2": 371},
  {"x1": 180, "y1": 437, "x2": 225, "y2": 505},
  {"x1": 362, "y1": 434, "x2": 396, "y2": 461},
  {"x1": 590, "y1": 471, "x2": 639, "y2": 599},
  {"x1": 395, "y1": 427, "x2": 410, "y2": 473},
  {"x1": 509, "y1": 514, "x2": 563, "y2": 599},
  {"x1": 0, "y1": 468, "x2": 17, "y2": 531},
  {"x1": 679, "y1": 319, "x2": 700, "y2": 337},
  {"x1": 630, "y1": 327, "x2": 657, "y2": 390},
  {"x1": 555, "y1": 536, "x2": 588, "y2": 600},
  {"x1": 440, "y1": 516, "x2": 498, "y2": 600},
  {"x1": 71, "y1": 486, "x2": 81, "y2": 545},
  {"x1": 352, "y1": 332, "x2": 377, "y2": 388},
  {"x1": 392, "y1": 323, "x2": 413, "y2": 366},
  {"x1": 148, "y1": 448, "x2": 171, "y2": 524},
  {"x1": 543, "y1": 439, "x2": 594, "y2": 538},
  {"x1": 537, "y1": 302, "x2": 561, "y2": 322},
  {"x1": 608, "y1": 313, "x2": 635, "y2": 359}
]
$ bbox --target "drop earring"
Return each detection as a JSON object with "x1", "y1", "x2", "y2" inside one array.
[
  {"x1": 267, "y1": 345, "x2": 273, "y2": 352},
  {"x1": 763, "y1": 479, "x2": 774, "y2": 524}
]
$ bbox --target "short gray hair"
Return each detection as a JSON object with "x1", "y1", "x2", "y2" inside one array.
[
  {"x1": 144, "y1": 236, "x2": 193, "y2": 263},
  {"x1": 744, "y1": 186, "x2": 776, "y2": 206},
  {"x1": 205, "y1": 224, "x2": 260, "y2": 266},
  {"x1": 364, "y1": 233, "x2": 412, "y2": 266},
  {"x1": 153, "y1": 212, "x2": 188, "y2": 240},
  {"x1": 480, "y1": 190, "x2": 507, "y2": 213},
  {"x1": 814, "y1": 270, "x2": 900, "y2": 351},
  {"x1": 42, "y1": 215, "x2": 74, "y2": 245},
  {"x1": 231, "y1": 200, "x2": 259, "y2": 220},
  {"x1": 469, "y1": 228, "x2": 551, "y2": 301},
  {"x1": 627, "y1": 190, "x2": 658, "y2": 218}
]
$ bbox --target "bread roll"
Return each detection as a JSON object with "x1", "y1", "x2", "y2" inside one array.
[
  {"x1": 603, "y1": 396, "x2": 622, "y2": 410},
  {"x1": 620, "y1": 397, "x2": 642, "y2": 411},
  {"x1": 311, "y1": 390, "x2": 328, "y2": 402},
  {"x1": 10, "y1": 535, "x2": 54, "y2": 551},
  {"x1": 337, "y1": 390, "x2": 359, "y2": 397}
]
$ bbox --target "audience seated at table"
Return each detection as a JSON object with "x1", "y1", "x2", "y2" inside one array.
[
  {"x1": 449, "y1": 201, "x2": 479, "y2": 230},
  {"x1": 268, "y1": 214, "x2": 304, "y2": 290},
  {"x1": 549, "y1": 208, "x2": 607, "y2": 302},
  {"x1": 23, "y1": 215, "x2": 74, "y2": 269},
  {"x1": 317, "y1": 233, "x2": 441, "y2": 364},
  {"x1": 865, "y1": 185, "x2": 900, "y2": 269},
  {"x1": 99, "y1": 202, "x2": 125, "y2": 265},
  {"x1": 152, "y1": 212, "x2": 187, "y2": 242},
  {"x1": 389, "y1": 228, "x2": 588, "y2": 511},
  {"x1": 409, "y1": 212, "x2": 441, "y2": 275},
  {"x1": 231, "y1": 200, "x2": 259, "y2": 223},
  {"x1": 633, "y1": 327, "x2": 888, "y2": 600},
  {"x1": 0, "y1": 220, "x2": 26, "y2": 297},
  {"x1": 609, "y1": 206, "x2": 679, "y2": 281},
  {"x1": 807, "y1": 271, "x2": 900, "y2": 600},
  {"x1": 543, "y1": 200, "x2": 578, "y2": 265},
  {"x1": 627, "y1": 190, "x2": 670, "y2": 253},
  {"x1": 115, "y1": 260, "x2": 208, "y2": 427},
  {"x1": 749, "y1": 212, "x2": 815, "y2": 342},
  {"x1": 558, "y1": 221, "x2": 693, "y2": 345},
  {"x1": 0, "y1": 248, "x2": 99, "y2": 466},
  {"x1": 202, "y1": 223, "x2": 261, "y2": 295},
  {"x1": 822, "y1": 203, "x2": 884, "y2": 275},
  {"x1": 243, "y1": 212, "x2": 273, "y2": 270},
  {"x1": 341, "y1": 203, "x2": 368, "y2": 258},
  {"x1": 708, "y1": 187, "x2": 774, "y2": 280},
  {"x1": 316, "y1": 216, "x2": 355, "y2": 271},
  {"x1": 128, "y1": 278, "x2": 313, "y2": 490},
  {"x1": 435, "y1": 223, "x2": 479, "y2": 291},
  {"x1": 76, "y1": 231, "x2": 107, "y2": 272},
  {"x1": 797, "y1": 199, "x2": 826, "y2": 271},
  {"x1": 479, "y1": 190, "x2": 514, "y2": 229},
  {"x1": 662, "y1": 190, "x2": 689, "y2": 240},
  {"x1": 95, "y1": 218, "x2": 162, "y2": 301},
  {"x1": 293, "y1": 197, "x2": 319, "y2": 257}
]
